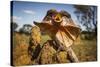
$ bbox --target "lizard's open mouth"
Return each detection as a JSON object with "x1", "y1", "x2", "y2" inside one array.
[{"x1": 53, "y1": 13, "x2": 62, "y2": 23}]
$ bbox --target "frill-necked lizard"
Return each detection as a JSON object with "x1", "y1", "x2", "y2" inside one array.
[{"x1": 34, "y1": 9, "x2": 81, "y2": 62}]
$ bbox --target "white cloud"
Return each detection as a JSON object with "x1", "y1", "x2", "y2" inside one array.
[
  {"x1": 12, "y1": 16, "x2": 22, "y2": 20},
  {"x1": 23, "y1": 10, "x2": 35, "y2": 15}
]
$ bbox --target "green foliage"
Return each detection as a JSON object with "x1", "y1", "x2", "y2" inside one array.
[{"x1": 41, "y1": 35, "x2": 51, "y2": 45}]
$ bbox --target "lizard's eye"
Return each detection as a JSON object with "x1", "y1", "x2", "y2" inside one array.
[
  {"x1": 60, "y1": 10, "x2": 71, "y2": 18},
  {"x1": 47, "y1": 9, "x2": 57, "y2": 17}
]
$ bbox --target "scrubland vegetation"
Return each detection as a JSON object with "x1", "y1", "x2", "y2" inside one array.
[{"x1": 12, "y1": 31, "x2": 97, "y2": 66}]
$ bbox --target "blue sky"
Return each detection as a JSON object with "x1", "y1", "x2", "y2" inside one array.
[{"x1": 11, "y1": 1, "x2": 81, "y2": 30}]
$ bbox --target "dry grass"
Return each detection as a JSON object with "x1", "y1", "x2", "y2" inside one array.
[
  {"x1": 12, "y1": 32, "x2": 97, "y2": 66},
  {"x1": 72, "y1": 38, "x2": 97, "y2": 62},
  {"x1": 13, "y1": 33, "x2": 32, "y2": 66}
]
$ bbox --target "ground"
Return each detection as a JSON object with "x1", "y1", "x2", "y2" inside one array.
[{"x1": 12, "y1": 32, "x2": 97, "y2": 66}]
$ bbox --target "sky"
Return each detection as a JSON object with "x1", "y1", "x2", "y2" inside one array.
[{"x1": 11, "y1": 1, "x2": 82, "y2": 30}]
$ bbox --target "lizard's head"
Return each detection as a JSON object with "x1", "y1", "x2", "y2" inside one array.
[
  {"x1": 46, "y1": 9, "x2": 71, "y2": 25},
  {"x1": 34, "y1": 9, "x2": 71, "y2": 26}
]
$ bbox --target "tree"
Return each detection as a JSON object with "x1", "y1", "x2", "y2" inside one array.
[
  {"x1": 19, "y1": 24, "x2": 33, "y2": 34},
  {"x1": 73, "y1": 5, "x2": 97, "y2": 34},
  {"x1": 11, "y1": 22, "x2": 18, "y2": 32}
]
